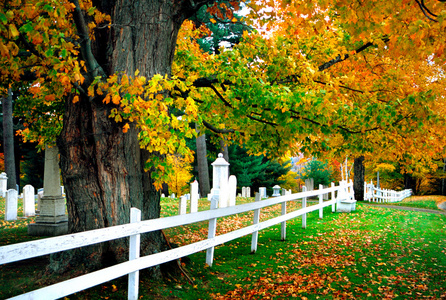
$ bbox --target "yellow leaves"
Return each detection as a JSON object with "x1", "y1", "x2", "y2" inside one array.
[
  {"x1": 9, "y1": 24, "x2": 19, "y2": 38},
  {"x1": 122, "y1": 123, "x2": 130, "y2": 133},
  {"x1": 210, "y1": 18, "x2": 217, "y2": 24},
  {"x1": 73, "y1": 95, "x2": 79, "y2": 103}
]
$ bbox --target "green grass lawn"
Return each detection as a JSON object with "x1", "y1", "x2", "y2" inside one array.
[
  {"x1": 366, "y1": 195, "x2": 445, "y2": 211},
  {"x1": 0, "y1": 195, "x2": 445, "y2": 299}
]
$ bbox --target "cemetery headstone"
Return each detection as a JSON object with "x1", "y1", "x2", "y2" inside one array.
[
  {"x1": 305, "y1": 178, "x2": 314, "y2": 191},
  {"x1": 228, "y1": 175, "x2": 237, "y2": 206},
  {"x1": 5, "y1": 189, "x2": 18, "y2": 221},
  {"x1": 37, "y1": 188, "x2": 44, "y2": 212},
  {"x1": 0, "y1": 172, "x2": 7, "y2": 197},
  {"x1": 178, "y1": 196, "x2": 187, "y2": 215},
  {"x1": 23, "y1": 184, "x2": 35, "y2": 217},
  {"x1": 28, "y1": 145, "x2": 68, "y2": 236},
  {"x1": 190, "y1": 180, "x2": 199, "y2": 213},
  {"x1": 259, "y1": 187, "x2": 267, "y2": 199},
  {"x1": 219, "y1": 177, "x2": 229, "y2": 208},
  {"x1": 246, "y1": 187, "x2": 251, "y2": 197},
  {"x1": 242, "y1": 187, "x2": 247, "y2": 198}
]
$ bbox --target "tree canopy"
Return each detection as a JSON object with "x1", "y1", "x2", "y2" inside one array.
[{"x1": 2, "y1": 0, "x2": 445, "y2": 184}]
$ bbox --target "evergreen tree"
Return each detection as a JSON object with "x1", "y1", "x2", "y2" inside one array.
[
  {"x1": 300, "y1": 160, "x2": 334, "y2": 188},
  {"x1": 228, "y1": 145, "x2": 290, "y2": 194},
  {"x1": 191, "y1": 2, "x2": 251, "y2": 55}
]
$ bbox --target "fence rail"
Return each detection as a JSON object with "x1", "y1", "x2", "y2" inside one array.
[
  {"x1": 364, "y1": 181, "x2": 412, "y2": 203},
  {"x1": 0, "y1": 181, "x2": 354, "y2": 300}
]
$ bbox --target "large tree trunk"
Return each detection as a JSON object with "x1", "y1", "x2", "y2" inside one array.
[
  {"x1": 54, "y1": 0, "x2": 201, "y2": 275},
  {"x1": 196, "y1": 132, "x2": 210, "y2": 197},
  {"x1": 353, "y1": 155, "x2": 365, "y2": 201},
  {"x1": 404, "y1": 173, "x2": 417, "y2": 195},
  {"x1": 2, "y1": 88, "x2": 17, "y2": 190}
]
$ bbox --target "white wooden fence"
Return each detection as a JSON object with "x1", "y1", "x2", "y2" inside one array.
[
  {"x1": 0, "y1": 181, "x2": 354, "y2": 300},
  {"x1": 364, "y1": 181, "x2": 412, "y2": 203}
]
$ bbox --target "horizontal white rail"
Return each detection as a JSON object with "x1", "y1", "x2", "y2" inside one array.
[
  {"x1": 1, "y1": 181, "x2": 351, "y2": 299},
  {"x1": 8, "y1": 200, "x2": 336, "y2": 300},
  {"x1": 0, "y1": 187, "x2": 341, "y2": 265}
]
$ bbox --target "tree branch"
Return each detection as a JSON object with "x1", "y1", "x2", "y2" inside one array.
[
  {"x1": 70, "y1": 0, "x2": 106, "y2": 81},
  {"x1": 202, "y1": 120, "x2": 235, "y2": 134}
]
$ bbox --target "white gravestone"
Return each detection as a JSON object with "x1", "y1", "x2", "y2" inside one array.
[
  {"x1": 246, "y1": 187, "x2": 251, "y2": 197},
  {"x1": 305, "y1": 178, "x2": 314, "y2": 191},
  {"x1": 5, "y1": 189, "x2": 18, "y2": 221},
  {"x1": 37, "y1": 189, "x2": 44, "y2": 212},
  {"x1": 0, "y1": 172, "x2": 7, "y2": 197},
  {"x1": 190, "y1": 180, "x2": 199, "y2": 213},
  {"x1": 28, "y1": 145, "x2": 68, "y2": 236},
  {"x1": 178, "y1": 196, "x2": 187, "y2": 215},
  {"x1": 228, "y1": 175, "x2": 237, "y2": 206},
  {"x1": 23, "y1": 185, "x2": 35, "y2": 217},
  {"x1": 219, "y1": 177, "x2": 229, "y2": 208},
  {"x1": 241, "y1": 187, "x2": 247, "y2": 198},
  {"x1": 259, "y1": 187, "x2": 267, "y2": 199}
]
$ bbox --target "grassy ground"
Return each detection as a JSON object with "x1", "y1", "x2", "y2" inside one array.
[
  {"x1": 0, "y1": 195, "x2": 445, "y2": 299},
  {"x1": 366, "y1": 195, "x2": 446, "y2": 211}
]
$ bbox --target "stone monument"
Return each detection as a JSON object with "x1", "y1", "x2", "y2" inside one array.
[
  {"x1": 208, "y1": 153, "x2": 230, "y2": 207},
  {"x1": 28, "y1": 145, "x2": 68, "y2": 236}
]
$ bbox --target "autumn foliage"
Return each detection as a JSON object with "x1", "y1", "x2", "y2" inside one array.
[{"x1": 1, "y1": 0, "x2": 445, "y2": 185}]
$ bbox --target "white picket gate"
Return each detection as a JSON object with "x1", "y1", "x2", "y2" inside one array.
[{"x1": 0, "y1": 181, "x2": 353, "y2": 300}]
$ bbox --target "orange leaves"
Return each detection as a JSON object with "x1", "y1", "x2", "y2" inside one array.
[
  {"x1": 111, "y1": 94, "x2": 121, "y2": 105},
  {"x1": 122, "y1": 123, "x2": 129, "y2": 133}
]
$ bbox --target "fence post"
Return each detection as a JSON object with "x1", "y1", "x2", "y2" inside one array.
[
  {"x1": 251, "y1": 193, "x2": 261, "y2": 253},
  {"x1": 302, "y1": 186, "x2": 307, "y2": 229},
  {"x1": 319, "y1": 184, "x2": 323, "y2": 219},
  {"x1": 281, "y1": 197, "x2": 286, "y2": 241},
  {"x1": 331, "y1": 182, "x2": 335, "y2": 212},
  {"x1": 128, "y1": 207, "x2": 141, "y2": 300},
  {"x1": 206, "y1": 193, "x2": 219, "y2": 266}
]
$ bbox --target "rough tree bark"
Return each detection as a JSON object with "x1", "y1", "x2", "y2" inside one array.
[
  {"x1": 353, "y1": 155, "x2": 364, "y2": 201},
  {"x1": 196, "y1": 131, "x2": 210, "y2": 196},
  {"x1": 53, "y1": 0, "x2": 211, "y2": 275},
  {"x1": 2, "y1": 88, "x2": 17, "y2": 190}
]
